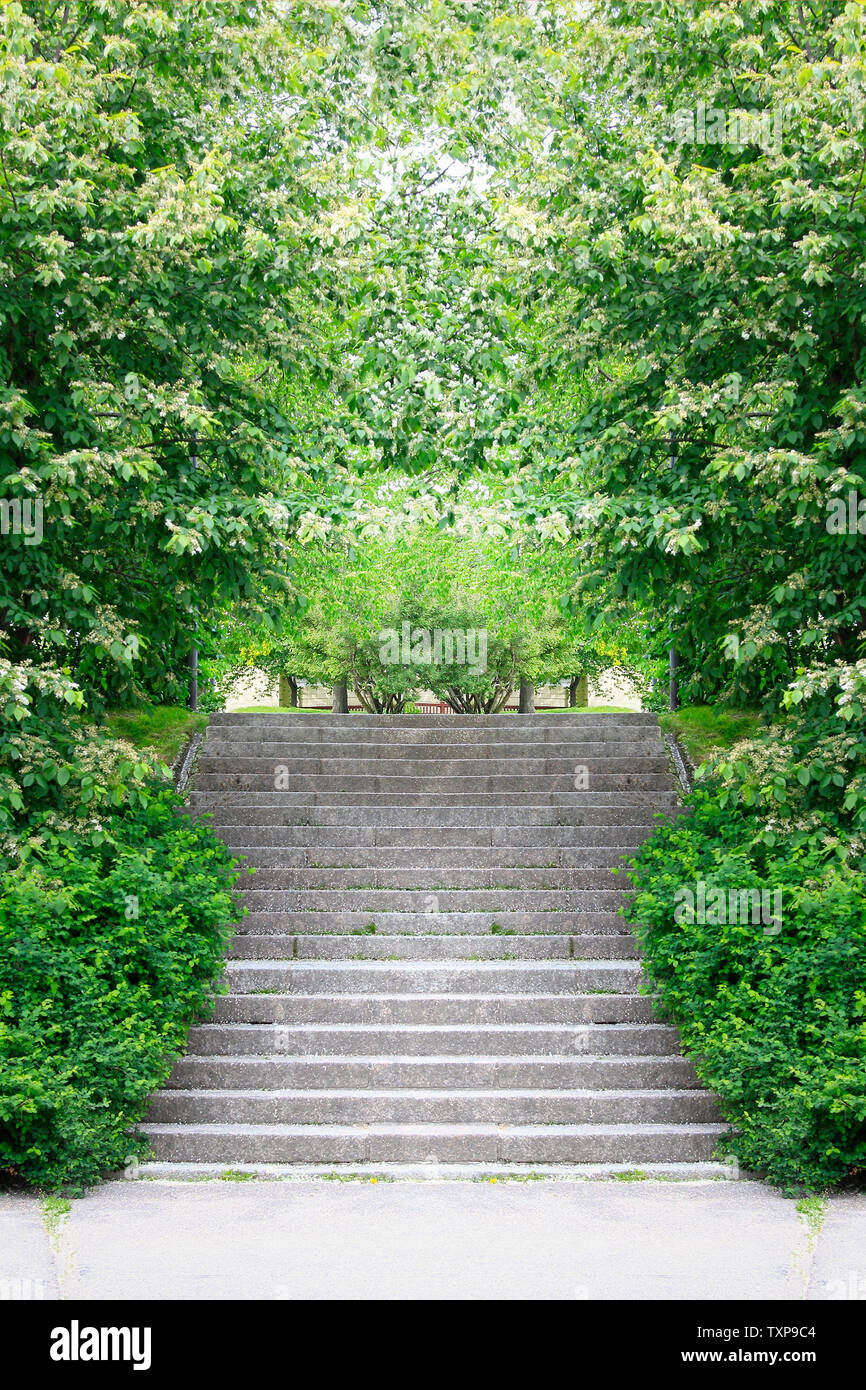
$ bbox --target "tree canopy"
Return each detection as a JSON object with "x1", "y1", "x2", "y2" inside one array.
[{"x1": 2, "y1": 0, "x2": 865, "y2": 847}]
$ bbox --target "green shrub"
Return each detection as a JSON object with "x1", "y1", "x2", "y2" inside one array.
[
  {"x1": 0, "y1": 790, "x2": 243, "y2": 1189},
  {"x1": 625, "y1": 787, "x2": 866, "y2": 1187}
]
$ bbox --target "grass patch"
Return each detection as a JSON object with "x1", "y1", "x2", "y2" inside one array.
[
  {"x1": 796, "y1": 1195, "x2": 828, "y2": 1244},
  {"x1": 548, "y1": 704, "x2": 635, "y2": 714},
  {"x1": 659, "y1": 704, "x2": 763, "y2": 768},
  {"x1": 41, "y1": 1194, "x2": 72, "y2": 1234},
  {"x1": 229, "y1": 704, "x2": 311, "y2": 713},
  {"x1": 105, "y1": 705, "x2": 208, "y2": 766}
]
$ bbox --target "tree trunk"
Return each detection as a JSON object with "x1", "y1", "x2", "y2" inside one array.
[
  {"x1": 568, "y1": 673, "x2": 588, "y2": 707},
  {"x1": 279, "y1": 673, "x2": 299, "y2": 708},
  {"x1": 332, "y1": 680, "x2": 349, "y2": 713},
  {"x1": 518, "y1": 679, "x2": 535, "y2": 713}
]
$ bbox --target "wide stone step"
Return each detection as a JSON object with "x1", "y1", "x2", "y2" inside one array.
[
  {"x1": 141, "y1": 1121, "x2": 725, "y2": 1164},
  {"x1": 232, "y1": 908, "x2": 628, "y2": 934},
  {"x1": 222, "y1": 959, "x2": 641, "y2": 994},
  {"x1": 164, "y1": 1053, "x2": 702, "y2": 1090},
  {"x1": 210, "y1": 990, "x2": 659, "y2": 1024},
  {"x1": 191, "y1": 772, "x2": 675, "y2": 793},
  {"x1": 237, "y1": 888, "x2": 630, "y2": 913},
  {"x1": 228, "y1": 933, "x2": 639, "y2": 960},
  {"x1": 210, "y1": 824, "x2": 660, "y2": 845},
  {"x1": 146, "y1": 1087, "x2": 721, "y2": 1126},
  {"x1": 201, "y1": 739, "x2": 666, "y2": 758},
  {"x1": 183, "y1": 1021, "x2": 680, "y2": 1057},
  {"x1": 203, "y1": 808, "x2": 678, "y2": 829},
  {"x1": 208, "y1": 712, "x2": 660, "y2": 728},
  {"x1": 239, "y1": 867, "x2": 632, "y2": 890},
  {"x1": 197, "y1": 755, "x2": 670, "y2": 777},
  {"x1": 227, "y1": 934, "x2": 624, "y2": 960},
  {"x1": 137, "y1": 1159, "x2": 730, "y2": 1180},
  {"x1": 186, "y1": 795, "x2": 681, "y2": 811},
  {"x1": 227, "y1": 845, "x2": 642, "y2": 868},
  {"x1": 205, "y1": 727, "x2": 663, "y2": 745}
]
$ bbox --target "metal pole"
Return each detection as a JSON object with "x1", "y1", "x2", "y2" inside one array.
[
  {"x1": 189, "y1": 433, "x2": 198, "y2": 711},
  {"x1": 189, "y1": 650, "x2": 199, "y2": 712},
  {"x1": 668, "y1": 439, "x2": 679, "y2": 711}
]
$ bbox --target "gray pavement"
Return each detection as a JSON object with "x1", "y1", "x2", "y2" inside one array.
[{"x1": 1, "y1": 1179, "x2": 864, "y2": 1300}]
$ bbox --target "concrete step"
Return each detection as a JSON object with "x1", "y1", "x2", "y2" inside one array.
[
  {"x1": 237, "y1": 888, "x2": 631, "y2": 913},
  {"x1": 223, "y1": 845, "x2": 641, "y2": 868},
  {"x1": 146, "y1": 1087, "x2": 721, "y2": 1126},
  {"x1": 141, "y1": 1121, "x2": 726, "y2": 1164},
  {"x1": 226, "y1": 934, "x2": 623, "y2": 960},
  {"x1": 197, "y1": 755, "x2": 671, "y2": 777},
  {"x1": 190, "y1": 773, "x2": 675, "y2": 793},
  {"x1": 232, "y1": 909, "x2": 628, "y2": 934},
  {"x1": 204, "y1": 811, "x2": 677, "y2": 832},
  {"x1": 204, "y1": 727, "x2": 664, "y2": 746},
  {"x1": 238, "y1": 867, "x2": 632, "y2": 890},
  {"x1": 188, "y1": 790, "x2": 681, "y2": 807},
  {"x1": 208, "y1": 712, "x2": 661, "y2": 729},
  {"x1": 164, "y1": 1053, "x2": 703, "y2": 1090},
  {"x1": 228, "y1": 933, "x2": 639, "y2": 960},
  {"x1": 210, "y1": 990, "x2": 660, "y2": 1024},
  {"x1": 201, "y1": 739, "x2": 667, "y2": 759},
  {"x1": 222, "y1": 959, "x2": 641, "y2": 993},
  {"x1": 210, "y1": 825, "x2": 660, "y2": 845},
  {"x1": 183, "y1": 1021, "x2": 680, "y2": 1057},
  {"x1": 135, "y1": 1160, "x2": 732, "y2": 1181}
]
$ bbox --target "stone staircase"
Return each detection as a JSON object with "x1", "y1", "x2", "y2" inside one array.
[{"x1": 140, "y1": 712, "x2": 727, "y2": 1177}]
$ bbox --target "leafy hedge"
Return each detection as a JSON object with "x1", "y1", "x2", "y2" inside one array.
[
  {"x1": 626, "y1": 787, "x2": 866, "y2": 1188},
  {"x1": 0, "y1": 790, "x2": 241, "y2": 1189}
]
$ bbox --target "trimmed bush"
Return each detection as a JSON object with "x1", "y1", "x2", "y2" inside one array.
[
  {"x1": 626, "y1": 787, "x2": 866, "y2": 1187},
  {"x1": 0, "y1": 790, "x2": 242, "y2": 1189}
]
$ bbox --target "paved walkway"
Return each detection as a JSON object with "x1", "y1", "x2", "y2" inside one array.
[{"x1": 2, "y1": 1180, "x2": 864, "y2": 1300}]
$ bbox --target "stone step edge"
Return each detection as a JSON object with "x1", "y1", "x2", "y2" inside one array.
[
  {"x1": 141, "y1": 1121, "x2": 727, "y2": 1137},
  {"x1": 151, "y1": 1086, "x2": 705, "y2": 1101},
  {"x1": 224, "y1": 959, "x2": 642, "y2": 970},
  {"x1": 212, "y1": 987, "x2": 657, "y2": 999},
  {"x1": 131, "y1": 1160, "x2": 736, "y2": 1182},
  {"x1": 189, "y1": 1019, "x2": 668, "y2": 1032},
  {"x1": 168, "y1": 1053, "x2": 689, "y2": 1069},
  {"x1": 211, "y1": 993, "x2": 655, "y2": 1007}
]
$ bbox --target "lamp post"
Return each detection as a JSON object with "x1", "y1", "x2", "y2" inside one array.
[
  {"x1": 188, "y1": 433, "x2": 199, "y2": 711},
  {"x1": 668, "y1": 438, "x2": 679, "y2": 711}
]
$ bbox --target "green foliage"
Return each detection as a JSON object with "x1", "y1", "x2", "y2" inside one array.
[
  {"x1": 0, "y1": 2, "x2": 355, "y2": 709},
  {"x1": 0, "y1": 654, "x2": 171, "y2": 864},
  {"x1": 704, "y1": 664, "x2": 866, "y2": 861},
  {"x1": 217, "y1": 471, "x2": 651, "y2": 710},
  {"x1": 626, "y1": 785, "x2": 866, "y2": 1187},
  {"x1": 0, "y1": 788, "x2": 242, "y2": 1188},
  {"x1": 0, "y1": 658, "x2": 236, "y2": 1189},
  {"x1": 537, "y1": 1, "x2": 866, "y2": 715}
]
